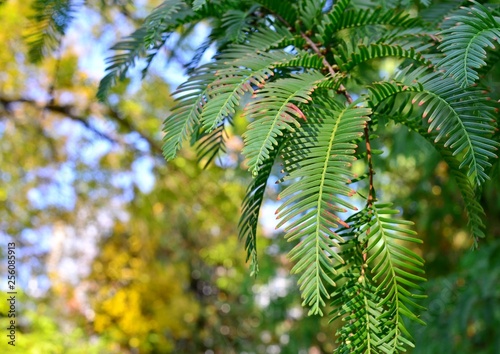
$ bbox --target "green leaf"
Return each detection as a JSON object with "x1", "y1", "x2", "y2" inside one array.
[
  {"x1": 438, "y1": 1, "x2": 500, "y2": 87},
  {"x1": 192, "y1": 0, "x2": 207, "y2": 11},
  {"x1": 26, "y1": 0, "x2": 78, "y2": 63},
  {"x1": 373, "y1": 100, "x2": 487, "y2": 244},
  {"x1": 276, "y1": 97, "x2": 371, "y2": 316},
  {"x1": 239, "y1": 143, "x2": 282, "y2": 276},
  {"x1": 201, "y1": 50, "x2": 296, "y2": 132},
  {"x1": 330, "y1": 210, "x2": 387, "y2": 354},
  {"x1": 367, "y1": 67, "x2": 498, "y2": 185},
  {"x1": 319, "y1": 4, "x2": 423, "y2": 45},
  {"x1": 162, "y1": 64, "x2": 214, "y2": 160},
  {"x1": 364, "y1": 203, "x2": 426, "y2": 351},
  {"x1": 242, "y1": 70, "x2": 329, "y2": 174},
  {"x1": 97, "y1": 0, "x2": 190, "y2": 101}
]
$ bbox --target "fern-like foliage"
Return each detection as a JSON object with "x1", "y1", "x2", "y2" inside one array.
[
  {"x1": 370, "y1": 96, "x2": 488, "y2": 244},
  {"x1": 335, "y1": 43, "x2": 431, "y2": 72},
  {"x1": 318, "y1": 3, "x2": 423, "y2": 45},
  {"x1": 242, "y1": 71, "x2": 329, "y2": 175},
  {"x1": 97, "y1": 0, "x2": 190, "y2": 100},
  {"x1": 276, "y1": 98, "x2": 371, "y2": 315},
  {"x1": 367, "y1": 66, "x2": 498, "y2": 185},
  {"x1": 438, "y1": 0, "x2": 500, "y2": 88},
  {"x1": 364, "y1": 204, "x2": 426, "y2": 351},
  {"x1": 90, "y1": 0, "x2": 500, "y2": 351},
  {"x1": 331, "y1": 245, "x2": 386, "y2": 353},
  {"x1": 239, "y1": 144, "x2": 281, "y2": 276},
  {"x1": 366, "y1": 66, "x2": 496, "y2": 244},
  {"x1": 26, "y1": 0, "x2": 78, "y2": 63},
  {"x1": 330, "y1": 212, "x2": 387, "y2": 353},
  {"x1": 201, "y1": 50, "x2": 295, "y2": 132},
  {"x1": 331, "y1": 204, "x2": 426, "y2": 353},
  {"x1": 162, "y1": 64, "x2": 214, "y2": 160}
]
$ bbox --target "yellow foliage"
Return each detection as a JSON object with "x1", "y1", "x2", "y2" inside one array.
[
  {"x1": 92, "y1": 236, "x2": 201, "y2": 352},
  {"x1": 0, "y1": 1, "x2": 30, "y2": 93}
]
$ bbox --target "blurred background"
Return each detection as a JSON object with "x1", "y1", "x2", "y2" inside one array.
[{"x1": 0, "y1": 0, "x2": 499, "y2": 353}]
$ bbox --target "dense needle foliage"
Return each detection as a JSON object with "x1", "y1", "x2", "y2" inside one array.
[{"x1": 28, "y1": 0, "x2": 500, "y2": 352}]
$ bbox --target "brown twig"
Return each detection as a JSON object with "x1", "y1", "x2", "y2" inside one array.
[
  {"x1": 269, "y1": 9, "x2": 377, "y2": 207},
  {"x1": 299, "y1": 33, "x2": 336, "y2": 78},
  {"x1": 296, "y1": 29, "x2": 375, "y2": 207},
  {"x1": 269, "y1": 7, "x2": 377, "y2": 286},
  {"x1": 363, "y1": 127, "x2": 376, "y2": 207}
]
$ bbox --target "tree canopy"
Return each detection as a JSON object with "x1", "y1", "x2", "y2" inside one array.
[{"x1": 1, "y1": 0, "x2": 500, "y2": 353}]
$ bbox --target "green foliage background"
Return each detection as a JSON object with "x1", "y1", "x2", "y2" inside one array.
[{"x1": 0, "y1": 0, "x2": 499, "y2": 353}]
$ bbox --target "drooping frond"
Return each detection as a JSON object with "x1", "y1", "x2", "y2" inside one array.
[
  {"x1": 26, "y1": 0, "x2": 78, "y2": 63},
  {"x1": 364, "y1": 203, "x2": 426, "y2": 352},
  {"x1": 331, "y1": 251, "x2": 386, "y2": 353},
  {"x1": 334, "y1": 278, "x2": 386, "y2": 353},
  {"x1": 319, "y1": 5, "x2": 423, "y2": 45},
  {"x1": 242, "y1": 70, "x2": 328, "y2": 175},
  {"x1": 367, "y1": 68, "x2": 490, "y2": 242},
  {"x1": 374, "y1": 102, "x2": 487, "y2": 244},
  {"x1": 335, "y1": 43, "x2": 431, "y2": 72},
  {"x1": 201, "y1": 50, "x2": 296, "y2": 132},
  {"x1": 410, "y1": 73, "x2": 498, "y2": 185},
  {"x1": 239, "y1": 143, "x2": 282, "y2": 276},
  {"x1": 299, "y1": 0, "x2": 326, "y2": 30},
  {"x1": 330, "y1": 211, "x2": 387, "y2": 354},
  {"x1": 275, "y1": 98, "x2": 371, "y2": 315},
  {"x1": 329, "y1": 205, "x2": 426, "y2": 353},
  {"x1": 438, "y1": 0, "x2": 500, "y2": 88},
  {"x1": 430, "y1": 142, "x2": 487, "y2": 246},
  {"x1": 195, "y1": 114, "x2": 233, "y2": 168},
  {"x1": 97, "y1": 0, "x2": 191, "y2": 101},
  {"x1": 200, "y1": 49, "x2": 327, "y2": 135},
  {"x1": 162, "y1": 64, "x2": 214, "y2": 160},
  {"x1": 257, "y1": 0, "x2": 298, "y2": 25},
  {"x1": 367, "y1": 67, "x2": 498, "y2": 185},
  {"x1": 162, "y1": 26, "x2": 299, "y2": 161},
  {"x1": 192, "y1": 0, "x2": 206, "y2": 11}
]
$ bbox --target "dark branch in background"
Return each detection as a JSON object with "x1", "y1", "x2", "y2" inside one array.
[
  {"x1": 105, "y1": 104, "x2": 164, "y2": 156},
  {"x1": 0, "y1": 96, "x2": 117, "y2": 143},
  {"x1": 0, "y1": 96, "x2": 163, "y2": 156}
]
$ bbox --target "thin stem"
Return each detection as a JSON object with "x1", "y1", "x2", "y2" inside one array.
[
  {"x1": 363, "y1": 126, "x2": 376, "y2": 207},
  {"x1": 270, "y1": 8, "x2": 376, "y2": 206},
  {"x1": 300, "y1": 33, "x2": 336, "y2": 77},
  {"x1": 298, "y1": 31, "x2": 375, "y2": 207}
]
